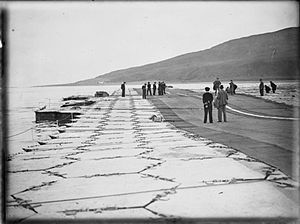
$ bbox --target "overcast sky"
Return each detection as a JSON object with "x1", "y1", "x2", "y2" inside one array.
[{"x1": 5, "y1": 1, "x2": 299, "y2": 87}]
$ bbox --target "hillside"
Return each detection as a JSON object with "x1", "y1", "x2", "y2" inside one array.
[{"x1": 70, "y1": 27, "x2": 299, "y2": 85}]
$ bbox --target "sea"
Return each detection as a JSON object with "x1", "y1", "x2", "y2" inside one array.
[{"x1": 5, "y1": 80, "x2": 300, "y2": 156}]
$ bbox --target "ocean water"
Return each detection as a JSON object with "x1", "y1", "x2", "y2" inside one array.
[
  {"x1": 6, "y1": 80, "x2": 299, "y2": 155},
  {"x1": 7, "y1": 85, "x2": 123, "y2": 155}
]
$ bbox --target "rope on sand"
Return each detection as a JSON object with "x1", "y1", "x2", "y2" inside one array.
[{"x1": 227, "y1": 105, "x2": 299, "y2": 121}]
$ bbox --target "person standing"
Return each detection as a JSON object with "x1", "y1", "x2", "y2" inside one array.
[
  {"x1": 233, "y1": 83, "x2": 237, "y2": 94},
  {"x1": 202, "y1": 87, "x2": 213, "y2": 123},
  {"x1": 213, "y1": 77, "x2": 221, "y2": 95},
  {"x1": 162, "y1": 82, "x2": 166, "y2": 95},
  {"x1": 265, "y1": 85, "x2": 271, "y2": 93},
  {"x1": 153, "y1": 82, "x2": 157, "y2": 95},
  {"x1": 121, "y1": 82, "x2": 126, "y2": 97},
  {"x1": 229, "y1": 80, "x2": 235, "y2": 95},
  {"x1": 142, "y1": 83, "x2": 147, "y2": 99},
  {"x1": 158, "y1": 82, "x2": 162, "y2": 95},
  {"x1": 217, "y1": 85, "x2": 228, "y2": 122},
  {"x1": 259, "y1": 79, "x2": 264, "y2": 96},
  {"x1": 270, "y1": 81, "x2": 277, "y2": 93},
  {"x1": 147, "y1": 82, "x2": 152, "y2": 96}
]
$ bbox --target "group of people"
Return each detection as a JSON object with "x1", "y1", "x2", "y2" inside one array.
[
  {"x1": 203, "y1": 77, "x2": 279, "y2": 124},
  {"x1": 213, "y1": 78, "x2": 237, "y2": 95},
  {"x1": 120, "y1": 81, "x2": 167, "y2": 99},
  {"x1": 259, "y1": 79, "x2": 277, "y2": 96},
  {"x1": 122, "y1": 77, "x2": 278, "y2": 124},
  {"x1": 142, "y1": 81, "x2": 166, "y2": 99},
  {"x1": 226, "y1": 80, "x2": 238, "y2": 95},
  {"x1": 203, "y1": 78, "x2": 228, "y2": 123}
]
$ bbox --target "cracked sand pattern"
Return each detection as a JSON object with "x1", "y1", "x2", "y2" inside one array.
[{"x1": 7, "y1": 88, "x2": 299, "y2": 221}]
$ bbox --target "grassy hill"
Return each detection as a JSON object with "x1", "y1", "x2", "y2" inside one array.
[{"x1": 70, "y1": 27, "x2": 299, "y2": 85}]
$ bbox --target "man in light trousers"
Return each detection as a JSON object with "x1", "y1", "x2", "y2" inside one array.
[{"x1": 217, "y1": 85, "x2": 228, "y2": 122}]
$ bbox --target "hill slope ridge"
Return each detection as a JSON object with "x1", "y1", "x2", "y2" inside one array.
[{"x1": 72, "y1": 27, "x2": 299, "y2": 85}]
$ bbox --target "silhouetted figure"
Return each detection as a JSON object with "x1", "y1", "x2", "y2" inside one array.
[
  {"x1": 229, "y1": 80, "x2": 234, "y2": 95},
  {"x1": 202, "y1": 87, "x2": 213, "y2": 123},
  {"x1": 147, "y1": 82, "x2": 152, "y2": 95},
  {"x1": 162, "y1": 82, "x2": 166, "y2": 94},
  {"x1": 270, "y1": 81, "x2": 277, "y2": 93},
  {"x1": 142, "y1": 84, "x2": 147, "y2": 99},
  {"x1": 233, "y1": 83, "x2": 237, "y2": 94},
  {"x1": 229, "y1": 80, "x2": 237, "y2": 95},
  {"x1": 153, "y1": 82, "x2": 157, "y2": 95},
  {"x1": 217, "y1": 85, "x2": 228, "y2": 122},
  {"x1": 158, "y1": 82, "x2": 162, "y2": 95},
  {"x1": 265, "y1": 85, "x2": 271, "y2": 93},
  {"x1": 121, "y1": 82, "x2": 126, "y2": 97},
  {"x1": 259, "y1": 79, "x2": 264, "y2": 96},
  {"x1": 226, "y1": 87, "x2": 230, "y2": 93},
  {"x1": 213, "y1": 77, "x2": 221, "y2": 95}
]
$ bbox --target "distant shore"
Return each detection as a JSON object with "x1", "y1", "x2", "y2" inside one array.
[{"x1": 31, "y1": 78, "x2": 300, "y2": 88}]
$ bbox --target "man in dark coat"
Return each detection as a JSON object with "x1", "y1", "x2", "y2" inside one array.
[
  {"x1": 147, "y1": 82, "x2": 152, "y2": 95},
  {"x1": 153, "y1": 82, "x2": 157, "y2": 95},
  {"x1": 162, "y1": 82, "x2": 166, "y2": 94},
  {"x1": 229, "y1": 80, "x2": 234, "y2": 95},
  {"x1": 158, "y1": 82, "x2": 162, "y2": 95},
  {"x1": 142, "y1": 84, "x2": 147, "y2": 99},
  {"x1": 229, "y1": 80, "x2": 237, "y2": 95},
  {"x1": 233, "y1": 83, "x2": 237, "y2": 94},
  {"x1": 213, "y1": 77, "x2": 221, "y2": 95},
  {"x1": 121, "y1": 82, "x2": 126, "y2": 97},
  {"x1": 265, "y1": 85, "x2": 271, "y2": 93},
  {"x1": 259, "y1": 79, "x2": 264, "y2": 96},
  {"x1": 202, "y1": 87, "x2": 213, "y2": 123},
  {"x1": 270, "y1": 81, "x2": 277, "y2": 93},
  {"x1": 217, "y1": 85, "x2": 228, "y2": 122}
]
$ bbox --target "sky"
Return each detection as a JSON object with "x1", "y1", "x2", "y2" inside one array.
[{"x1": 4, "y1": 1, "x2": 299, "y2": 87}]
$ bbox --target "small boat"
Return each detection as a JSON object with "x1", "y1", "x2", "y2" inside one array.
[
  {"x1": 63, "y1": 95, "x2": 90, "y2": 101},
  {"x1": 35, "y1": 110, "x2": 81, "y2": 123},
  {"x1": 22, "y1": 145, "x2": 39, "y2": 152},
  {"x1": 61, "y1": 100, "x2": 96, "y2": 108},
  {"x1": 39, "y1": 140, "x2": 73, "y2": 145},
  {"x1": 94, "y1": 91, "x2": 109, "y2": 97}
]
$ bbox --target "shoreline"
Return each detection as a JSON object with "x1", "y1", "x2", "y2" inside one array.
[{"x1": 29, "y1": 78, "x2": 300, "y2": 88}]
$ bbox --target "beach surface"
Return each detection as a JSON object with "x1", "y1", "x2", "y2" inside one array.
[{"x1": 6, "y1": 88, "x2": 299, "y2": 222}]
